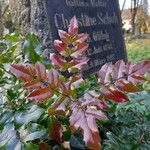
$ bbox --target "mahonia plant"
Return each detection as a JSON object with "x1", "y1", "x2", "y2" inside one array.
[{"x1": 10, "y1": 17, "x2": 150, "y2": 150}]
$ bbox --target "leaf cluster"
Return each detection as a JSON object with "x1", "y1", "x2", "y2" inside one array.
[{"x1": 0, "y1": 17, "x2": 150, "y2": 150}]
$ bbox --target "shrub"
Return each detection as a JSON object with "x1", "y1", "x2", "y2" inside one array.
[{"x1": 0, "y1": 17, "x2": 150, "y2": 150}]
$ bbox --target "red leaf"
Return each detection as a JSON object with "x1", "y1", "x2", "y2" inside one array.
[
  {"x1": 24, "y1": 79, "x2": 43, "y2": 90},
  {"x1": 131, "y1": 61, "x2": 150, "y2": 75},
  {"x1": 129, "y1": 74, "x2": 147, "y2": 84},
  {"x1": 68, "y1": 16, "x2": 78, "y2": 35},
  {"x1": 81, "y1": 93, "x2": 109, "y2": 110},
  {"x1": 71, "y1": 42, "x2": 89, "y2": 58},
  {"x1": 101, "y1": 87, "x2": 129, "y2": 102},
  {"x1": 70, "y1": 57, "x2": 89, "y2": 72},
  {"x1": 38, "y1": 142, "x2": 49, "y2": 150},
  {"x1": 70, "y1": 102, "x2": 107, "y2": 150},
  {"x1": 58, "y1": 30, "x2": 70, "y2": 43},
  {"x1": 126, "y1": 61, "x2": 150, "y2": 83},
  {"x1": 10, "y1": 64, "x2": 35, "y2": 82},
  {"x1": 50, "y1": 54, "x2": 67, "y2": 70},
  {"x1": 98, "y1": 62, "x2": 113, "y2": 84},
  {"x1": 47, "y1": 68, "x2": 60, "y2": 88},
  {"x1": 28, "y1": 86, "x2": 54, "y2": 102},
  {"x1": 35, "y1": 62, "x2": 47, "y2": 80},
  {"x1": 49, "y1": 121, "x2": 63, "y2": 144},
  {"x1": 112, "y1": 60, "x2": 126, "y2": 80},
  {"x1": 48, "y1": 95, "x2": 70, "y2": 116},
  {"x1": 77, "y1": 33, "x2": 89, "y2": 43},
  {"x1": 116, "y1": 79, "x2": 140, "y2": 92},
  {"x1": 54, "y1": 40, "x2": 67, "y2": 56}
]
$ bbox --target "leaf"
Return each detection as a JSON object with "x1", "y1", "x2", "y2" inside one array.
[
  {"x1": 37, "y1": 142, "x2": 48, "y2": 150},
  {"x1": 23, "y1": 33, "x2": 43, "y2": 63},
  {"x1": 0, "y1": 110, "x2": 13, "y2": 125},
  {"x1": 70, "y1": 57, "x2": 89, "y2": 72},
  {"x1": 4, "y1": 32, "x2": 19, "y2": 42},
  {"x1": 48, "y1": 96, "x2": 69, "y2": 116},
  {"x1": 101, "y1": 87, "x2": 129, "y2": 102},
  {"x1": 58, "y1": 30, "x2": 70, "y2": 43},
  {"x1": 19, "y1": 123, "x2": 47, "y2": 142},
  {"x1": 54, "y1": 40, "x2": 67, "y2": 56},
  {"x1": 24, "y1": 143, "x2": 39, "y2": 150},
  {"x1": 15, "y1": 105, "x2": 44, "y2": 125},
  {"x1": 0, "y1": 123, "x2": 46, "y2": 150},
  {"x1": 49, "y1": 120, "x2": 63, "y2": 144},
  {"x1": 130, "y1": 61, "x2": 150, "y2": 75},
  {"x1": 98, "y1": 62, "x2": 113, "y2": 84},
  {"x1": 70, "y1": 101, "x2": 108, "y2": 150},
  {"x1": 68, "y1": 16, "x2": 78, "y2": 35},
  {"x1": 111, "y1": 60, "x2": 126, "y2": 80},
  {"x1": 10, "y1": 62, "x2": 61, "y2": 102},
  {"x1": 10, "y1": 64, "x2": 35, "y2": 82},
  {"x1": 125, "y1": 61, "x2": 150, "y2": 84},
  {"x1": 71, "y1": 42, "x2": 89, "y2": 58},
  {"x1": 50, "y1": 54, "x2": 67, "y2": 71},
  {"x1": 77, "y1": 33, "x2": 89, "y2": 43},
  {"x1": 115, "y1": 79, "x2": 140, "y2": 93},
  {"x1": 0, "y1": 125, "x2": 27, "y2": 150},
  {"x1": 28, "y1": 87, "x2": 54, "y2": 102},
  {"x1": 35, "y1": 62, "x2": 46, "y2": 80},
  {"x1": 98, "y1": 60, "x2": 150, "y2": 96}
]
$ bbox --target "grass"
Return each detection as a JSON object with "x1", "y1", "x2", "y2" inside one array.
[
  {"x1": 126, "y1": 38, "x2": 150, "y2": 62},
  {"x1": 126, "y1": 35, "x2": 150, "y2": 90}
]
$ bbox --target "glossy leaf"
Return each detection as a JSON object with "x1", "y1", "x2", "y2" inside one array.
[
  {"x1": 101, "y1": 87, "x2": 129, "y2": 102},
  {"x1": 68, "y1": 16, "x2": 78, "y2": 35},
  {"x1": 10, "y1": 64, "x2": 35, "y2": 82},
  {"x1": 49, "y1": 121, "x2": 63, "y2": 144},
  {"x1": 15, "y1": 105, "x2": 44, "y2": 125},
  {"x1": 70, "y1": 100, "x2": 108, "y2": 150},
  {"x1": 0, "y1": 123, "x2": 46, "y2": 149},
  {"x1": 23, "y1": 32, "x2": 43, "y2": 63},
  {"x1": 10, "y1": 62, "x2": 61, "y2": 102},
  {"x1": 98, "y1": 62, "x2": 113, "y2": 84}
]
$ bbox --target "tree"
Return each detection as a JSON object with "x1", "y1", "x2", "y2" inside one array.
[
  {"x1": 134, "y1": 0, "x2": 149, "y2": 34},
  {"x1": 121, "y1": 0, "x2": 127, "y2": 15},
  {"x1": 130, "y1": 0, "x2": 141, "y2": 34}
]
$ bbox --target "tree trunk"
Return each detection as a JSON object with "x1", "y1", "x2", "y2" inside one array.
[
  {"x1": 0, "y1": 3, "x2": 3, "y2": 36},
  {"x1": 8, "y1": 0, "x2": 53, "y2": 51}
]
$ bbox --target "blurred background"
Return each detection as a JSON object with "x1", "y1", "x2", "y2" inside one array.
[{"x1": 119, "y1": 0, "x2": 150, "y2": 62}]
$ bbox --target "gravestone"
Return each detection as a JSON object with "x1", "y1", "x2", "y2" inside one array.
[{"x1": 45, "y1": 0, "x2": 127, "y2": 74}]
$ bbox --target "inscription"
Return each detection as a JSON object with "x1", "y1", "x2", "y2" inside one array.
[
  {"x1": 54, "y1": 13, "x2": 119, "y2": 29},
  {"x1": 45, "y1": 0, "x2": 126, "y2": 74},
  {"x1": 92, "y1": 30, "x2": 109, "y2": 41},
  {"x1": 65, "y1": 0, "x2": 107, "y2": 7}
]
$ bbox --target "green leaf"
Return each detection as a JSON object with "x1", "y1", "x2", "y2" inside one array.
[
  {"x1": 0, "y1": 124, "x2": 22, "y2": 150},
  {"x1": 19, "y1": 123, "x2": 47, "y2": 142},
  {"x1": 4, "y1": 32, "x2": 19, "y2": 43},
  {"x1": 24, "y1": 143, "x2": 39, "y2": 150},
  {"x1": 0, "y1": 123, "x2": 46, "y2": 150},
  {"x1": 0, "y1": 110, "x2": 13, "y2": 125},
  {"x1": 15, "y1": 105, "x2": 44, "y2": 125},
  {"x1": 62, "y1": 130, "x2": 71, "y2": 141},
  {"x1": 23, "y1": 33, "x2": 43, "y2": 64}
]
